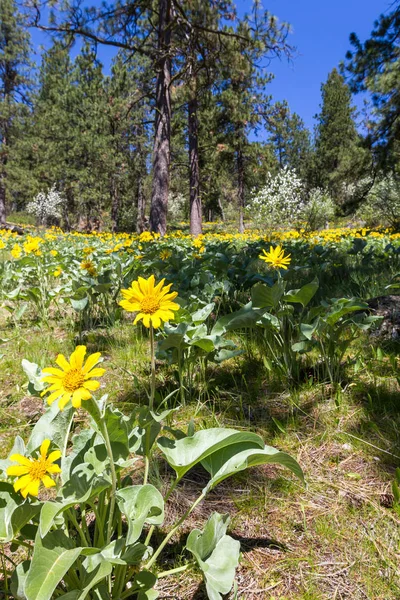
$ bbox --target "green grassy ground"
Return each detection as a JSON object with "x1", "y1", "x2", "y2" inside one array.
[{"x1": 1, "y1": 309, "x2": 399, "y2": 600}]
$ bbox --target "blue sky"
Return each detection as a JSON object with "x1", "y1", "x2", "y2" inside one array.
[{"x1": 29, "y1": 0, "x2": 391, "y2": 133}]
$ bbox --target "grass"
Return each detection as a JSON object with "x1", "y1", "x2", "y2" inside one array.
[{"x1": 0, "y1": 303, "x2": 399, "y2": 600}]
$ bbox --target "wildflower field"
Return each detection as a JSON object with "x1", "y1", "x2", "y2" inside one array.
[{"x1": 0, "y1": 224, "x2": 400, "y2": 600}]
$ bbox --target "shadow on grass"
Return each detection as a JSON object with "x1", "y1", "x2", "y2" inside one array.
[{"x1": 348, "y1": 381, "x2": 400, "y2": 469}]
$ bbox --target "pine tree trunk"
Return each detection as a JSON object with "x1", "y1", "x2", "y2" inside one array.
[
  {"x1": 188, "y1": 95, "x2": 202, "y2": 236},
  {"x1": 111, "y1": 175, "x2": 119, "y2": 232},
  {"x1": 0, "y1": 171, "x2": 6, "y2": 227},
  {"x1": 149, "y1": 0, "x2": 171, "y2": 236},
  {"x1": 0, "y1": 131, "x2": 7, "y2": 227},
  {"x1": 237, "y1": 144, "x2": 245, "y2": 234},
  {"x1": 136, "y1": 177, "x2": 146, "y2": 233}
]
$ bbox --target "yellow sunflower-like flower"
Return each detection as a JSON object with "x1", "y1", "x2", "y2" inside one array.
[
  {"x1": 119, "y1": 274, "x2": 179, "y2": 329},
  {"x1": 259, "y1": 245, "x2": 291, "y2": 270},
  {"x1": 80, "y1": 259, "x2": 97, "y2": 277},
  {"x1": 6, "y1": 439, "x2": 61, "y2": 498},
  {"x1": 41, "y1": 345, "x2": 105, "y2": 410}
]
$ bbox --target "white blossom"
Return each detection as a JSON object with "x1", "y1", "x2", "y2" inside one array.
[
  {"x1": 246, "y1": 167, "x2": 305, "y2": 228},
  {"x1": 26, "y1": 184, "x2": 64, "y2": 224}
]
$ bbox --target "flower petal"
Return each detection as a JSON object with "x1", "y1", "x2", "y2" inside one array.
[
  {"x1": 9, "y1": 454, "x2": 31, "y2": 467},
  {"x1": 7, "y1": 465, "x2": 30, "y2": 477},
  {"x1": 82, "y1": 352, "x2": 102, "y2": 374},
  {"x1": 55, "y1": 354, "x2": 71, "y2": 371},
  {"x1": 70, "y1": 346, "x2": 86, "y2": 369},
  {"x1": 41, "y1": 475, "x2": 56, "y2": 488},
  {"x1": 40, "y1": 439, "x2": 51, "y2": 458}
]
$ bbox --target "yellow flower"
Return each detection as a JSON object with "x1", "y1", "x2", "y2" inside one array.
[
  {"x1": 0, "y1": 239, "x2": 5, "y2": 250},
  {"x1": 50, "y1": 249, "x2": 58, "y2": 257},
  {"x1": 53, "y1": 266, "x2": 62, "y2": 277},
  {"x1": 11, "y1": 244, "x2": 21, "y2": 259},
  {"x1": 160, "y1": 249, "x2": 172, "y2": 260},
  {"x1": 259, "y1": 245, "x2": 291, "y2": 269},
  {"x1": 41, "y1": 346, "x2": 105, "y2": 410},
  {"x1": 120, "y1": 274, "x2": 179, "y2": 329},
  {"x1": 6, "y1": 439, "x2": 61, "y2": 498},
  {"x1": 80, "y1": 259, "x2": 97, "y2": 277}
]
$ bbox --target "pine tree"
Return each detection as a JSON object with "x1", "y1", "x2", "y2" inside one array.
[
  {"x1": 345, "y1": 3, "x2": 400, "y2": 169},
  {"x1": 265, "y1": 100, "x2": 311, "y2": 180},
  {"x1": 314, "y1": 68, "x2": 365, "y2": 203},
  {"x1": 0, "y1": 0, "x2": 32, "y2": 225}
]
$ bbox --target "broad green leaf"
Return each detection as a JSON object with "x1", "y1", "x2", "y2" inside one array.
[
  {"x1": 77, "y1": 554, "x2": 113, "y2": 600},
  {"x1": 10, "y1": 560, "x2": 30, "y2": 600},
  {"x1": 300, "y1": 322, "x2": 318, "y2": 341},
  {"x1": 191, "y1": 302, "x2": 215, "y2": 324},
  {"x1": 211, "y1": 303, "x2": 260, "y2": 335},
  {"x1": 189, "y1": 337, "x2": 215, "y2": 352},
  {"x1": 251, "y1": 279, "x2": 285, "y2": 309},
  {"x1": 26, "y1": 402, "x2": 74, "y2": 454},
  {"x1": 131, "y1": 570, "x2": 157, "y2": 596},
  {"x1": 0, "y1": 482, "x2": 41, "y2": 543},
  {"x1": 202, "y1": 445, "x2": 304, "y2": 492},
  {"x1": 25, "y1": 530, "x2": 83, "y2": 600},
  {"x1": 21, "y1": 359, "x2": 45, "y2": 393},
  {"x1": 186, "y1": 513, "x2": 240, "y2": 600},
  {"x1": 158, "y1": 428, "x2": 264, "y2": 482},
  {"x1": 283, "y1": 279, "x2": 319, "y2": 307},
  {"x1": 40, "y1": 465, "x2": 110, "y2": 537},
  {"x1": 325, "y1": 298, "x2": 368, "y2": 326},
  {"x1": 70, "y1": 296, "x2": 88, "y2": 311},
  {"x1": 116, "y1": 485, "x2": 164, "y2": 545}
]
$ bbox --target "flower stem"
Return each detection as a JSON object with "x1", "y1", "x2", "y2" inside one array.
[
  {"x1": 144, "y1": 491, "x2": 206, "y2": 571},
  {"x1": 150, "y1": 324, "x2": 156, "y2": 411},
  {"x1": 157, "y1": 562, "x2": 193, "y2": 579}
]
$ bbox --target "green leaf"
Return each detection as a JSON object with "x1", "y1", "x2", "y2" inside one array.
[
  {"x1": 21, "y1": 359, "x2": 45, "y2": 393},
  {"x1": 158, "y1": 428, "x2": 264, "y2": 482},
  {"x1": 10, "y1": 560, "x2": 30, "y2": 600},
  {"x1": 283, "y1": 279, "x2": 319, "y2": 307},
  {"x1": 77, "y1": 554, "x2": 113, "y2": 600},
  {"x1": 191, "y1": 303, "x2": 215, "y2": 324},
  {"x1": 25, "y1": 530, "x2": 83, "y2": 600},
  {"x1": 186, "y1": 513, "x2": 240, "y2": 600},
  {"x1": 70, "y1": 296, "x2": 89, "y2": 311},
  {"x1": 116, "y1": 485, "x2": 164, "y2": 545},
  {"x1": 26, "y1": 402, "x2": 74, "y2": 454},
  {"x1": 0, "y1": 482, "x2": 41, "y2": 543},
  {"x1": 131, "y1": 571, "x2": 158, "y2": 597},
  {"x1": 201, "y1": 444, "x2": 304, "y2": 492},
  {"x1": 300, "y1": 322, "x2": 318, "y2": 341},
  {"x1": 40, "y1": 466, "x2": 110, "y2": 537},
  {"x1": 211, "y1": 303, "x2": 260, "y2": 335},
  {"x1": 251, "y1": 280, "x2": 285, "y2": 309}
]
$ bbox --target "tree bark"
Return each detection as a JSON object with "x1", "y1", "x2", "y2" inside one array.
[
  {"x1": 136, "y1": 176, "x2": 146, "y2": 233},
  {"x1": 110, "y1": 174, "x2": 119, "y2": 232},
  {"x1": 0, "y1": 169, "x2": 6, "y2": 227},
  {"x1": 188, "y1": 95, "x2": 202, "y2": 236},
  {"x1": 149, "y1": 0, "x2": 171, "y2": 236},
  {"x1": 237, "y1": 142, "x2": 245, "y2": 233}
]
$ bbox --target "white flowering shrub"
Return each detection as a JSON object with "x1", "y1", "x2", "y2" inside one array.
[
  {"x1": 168, "y1": 191, "x2": 187, "y2": 222},
  {"x1": 26, "y1": 184, "x2": 64, "y2": 225},
  {"x1": 357, "y1": 174, "x2": 400, "y2": 228},
  {"x1": 300, "y1": 188, "x2": 336, "y2": 230},
  {"x1": 246, "y1": 167, "x2": 305, "y2": 228}
]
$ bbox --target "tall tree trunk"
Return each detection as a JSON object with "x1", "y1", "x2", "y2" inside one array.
[
  {"x1": 0, "y1": 169, "x2": 6, "y2": 227},
  {"x1": 188, "y1": 95, "x2": 202, "y2": 236},
  {"x1": 149, "y1": 0, "x2": 171, "y2": 236},
  {"x1": 136, "y1": 176, "x2": 146, "y2": 233},
  {"x1": 237, "y1": 143, "x2": 245, "y2": 234},
  {"x1": 110, "y1": 174, "x2": 119, "y2": 232}
]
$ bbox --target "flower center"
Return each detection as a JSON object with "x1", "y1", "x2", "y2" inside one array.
[
  {"x1": 140, "y1": 296, "x2": 161, "y2": 315},
  {"x1": 63, "y1": 368, "x2": 85, "y2": 392},
  {"x1": 29, "y1": 458, "x2": 48, "y2": 480}
]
